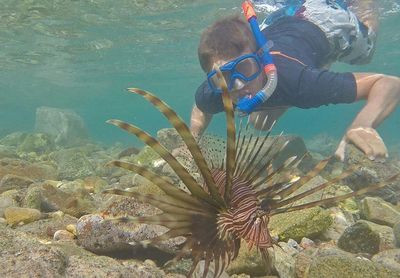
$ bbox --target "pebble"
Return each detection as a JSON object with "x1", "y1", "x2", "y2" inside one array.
[
  {"x1": 66, "y1": 224, "x2": 77, "y2": 236},
  {"x1": 53, "y1": 230, "x2": 75, "y2": 241},
  {"x1": 50, "y1": 210, "x2": 64, "y2": 220},
  {"x1": 300, "y1": 237, "x2": 316, "y2": 249}
]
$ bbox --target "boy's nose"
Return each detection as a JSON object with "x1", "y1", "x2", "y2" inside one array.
[{"x1": 233, "y1": 79, "x2": 245, "y2": 90}]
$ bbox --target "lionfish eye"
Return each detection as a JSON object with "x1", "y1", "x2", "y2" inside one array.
[{"x1": 260, "y1": 199, "x2": 272, "y2": 211}]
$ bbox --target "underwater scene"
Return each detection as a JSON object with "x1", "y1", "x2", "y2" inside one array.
[{"x1": 1, "y1": 0, "x2": 400, "y2": 277}]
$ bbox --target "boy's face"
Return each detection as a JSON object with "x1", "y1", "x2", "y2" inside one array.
[{"x1": 212, "y1": 50, "x2": 266, "y2": 104}]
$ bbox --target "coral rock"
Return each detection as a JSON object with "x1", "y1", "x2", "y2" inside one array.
[{"x1": 4, "y1": 207, "x2": 42, "y2": 225}]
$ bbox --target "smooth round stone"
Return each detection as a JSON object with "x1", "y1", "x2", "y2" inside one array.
[
  {"x1": 53, "y1": 230, "x2": 75, "y2": 241},
  {"x1": 4, "y1": 207, "x2": 41, "y2": 226}
]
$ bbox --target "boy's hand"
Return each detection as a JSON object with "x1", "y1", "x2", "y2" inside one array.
[{"x1": 335, "y1": 127, "x2": 388, "y2": 162}]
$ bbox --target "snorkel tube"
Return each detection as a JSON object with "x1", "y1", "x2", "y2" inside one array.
[{"x1": 237, "y1": 1, "x2": 278, "y2": 114}]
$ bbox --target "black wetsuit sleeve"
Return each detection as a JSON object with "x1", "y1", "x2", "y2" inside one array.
[{"x1": 194, "y1": 80, "x2": 224, "y2": 114}]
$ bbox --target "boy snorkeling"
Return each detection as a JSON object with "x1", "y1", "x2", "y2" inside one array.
[{"x1": 191, "y1": 0, "x2": 400, "y2": 162}]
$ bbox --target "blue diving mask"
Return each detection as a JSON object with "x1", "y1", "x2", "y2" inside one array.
[{"x1": 207, "y1": 53, "x2": 263, "y2": 94}]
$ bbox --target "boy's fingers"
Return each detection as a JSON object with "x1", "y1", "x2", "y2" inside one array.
[
  {"x1": 346, "y1": 127, "x2": 388, "y2": 161},
  {"x1": 369, "y1": 136, "x2": 388, "y2": 161},
  {"x1": 334, "y1": 137, "x2": 347, "y2": 162},
  {"x1": 346, "y1": 128, "x2": 374, "y2": 159}
]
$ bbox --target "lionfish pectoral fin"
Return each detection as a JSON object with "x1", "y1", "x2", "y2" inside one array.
[
  {"x1": 103, "y1": 162, "x2": 207, "y2": 209},
  {"x1": 104, "y1": 214, "x2": 193, "y2": 230},
  {"x1": 262, "y1": 155, "x2": 299, "y2": 187},
  {"x1": 270, "y1": 173, "x2": 400, "y2": 215},
  {"x1": 104, "y1": 188, "x2": 211, "y2": 216},
  {"x1": 106, "y1": 119, "x2": 220, "y2": 207},
  {"x1": 127, "y1": 88, "x2": 225, "y2": 207}
]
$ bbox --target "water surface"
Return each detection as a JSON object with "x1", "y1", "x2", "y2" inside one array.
[{"x1": 1, "y1": 0, "x2": 399, "y2": 150}]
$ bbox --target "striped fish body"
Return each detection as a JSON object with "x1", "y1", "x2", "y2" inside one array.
[{"x1": 212, "y1": 169, "x2": 272, "y2": 251}]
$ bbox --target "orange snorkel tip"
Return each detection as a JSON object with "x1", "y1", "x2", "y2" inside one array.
[{"x1": 242, "y1": 1, "x2": 257, "y2": 21}]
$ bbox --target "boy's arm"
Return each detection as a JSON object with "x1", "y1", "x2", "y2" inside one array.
[
  {"x1": 172, "y1": 104, "x2": 212, "y2": 156},
  {"x1": 190, "y1": 104, "x2": 213, "y2": 139},
  {"x1": 335, "y1": 73, "x2": 400, "y2": 161}
]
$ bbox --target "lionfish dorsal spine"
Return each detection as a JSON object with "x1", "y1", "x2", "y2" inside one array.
[
  {"x1": 245, "y1": 134, "x2": 287, "y2": 188},
  {"x1": 273, "y1": 158, "x2": 331, "y2": 199},
  {"x1": 240, "y1": 129, "x2": 273, "y2": 181},
  {"x1": 214, "y1": 65, "x2": 237, "y2": 203},
  {"x1": 127, "y1": 88, "x2": 225, "y2": 207},
  {"x1": 271, "y1": 167, "x2": 355, "y2": 209},
  {"x1": 270, "y1": 173, "x2": 400, "y2": 215},
  {"x1": 104, "y1": 188, "x2": 207, "y2": 216}
]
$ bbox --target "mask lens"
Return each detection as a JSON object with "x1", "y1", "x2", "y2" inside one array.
[
  {"x1": 209, "y1": 70, "x2": 232, "y2": 91},
  {"x1": 235, "y1": 57, "x2": 261, "y2": 79}
]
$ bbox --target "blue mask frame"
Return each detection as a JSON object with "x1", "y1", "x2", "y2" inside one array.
[{"x1": 207, "y1": 53, "x2": 263, "y2": 94}]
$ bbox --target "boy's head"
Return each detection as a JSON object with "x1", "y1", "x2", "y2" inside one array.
[
  {"x1": 198, "y1": 15, "x2": 265, "y2": 102},
  {"x1": 198, "y1": 15, "x2": 256, "y2": 73}
]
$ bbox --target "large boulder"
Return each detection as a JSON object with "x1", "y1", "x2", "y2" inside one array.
[{"x1": 35, "y1": 106, "x2": 89, "y2": 146}]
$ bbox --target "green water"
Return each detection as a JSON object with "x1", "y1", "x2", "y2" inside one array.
[{"x1": 0, "y1": 0, "x2": 399, "y2": 150}]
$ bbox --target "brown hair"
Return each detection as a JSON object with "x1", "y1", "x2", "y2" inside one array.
[{"x1": 198, "y1": 14, "x2": 256, "y2": 72}]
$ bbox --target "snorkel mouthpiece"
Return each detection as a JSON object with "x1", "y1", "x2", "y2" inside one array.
[
  {"x1": 236, "y1": 91, "x2": 267, "y2": 114},
  {"x1": 238, "y1": 1, "x2": 278, "y2": 114}
]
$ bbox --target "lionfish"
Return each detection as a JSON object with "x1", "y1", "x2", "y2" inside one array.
[{"x1": 104, "y1": 68, "x2": 399, "y2": 277}]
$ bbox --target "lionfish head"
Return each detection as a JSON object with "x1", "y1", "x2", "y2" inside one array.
[{"x1": 104, "y1": 67, "x2": 399, "y2": 277}]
